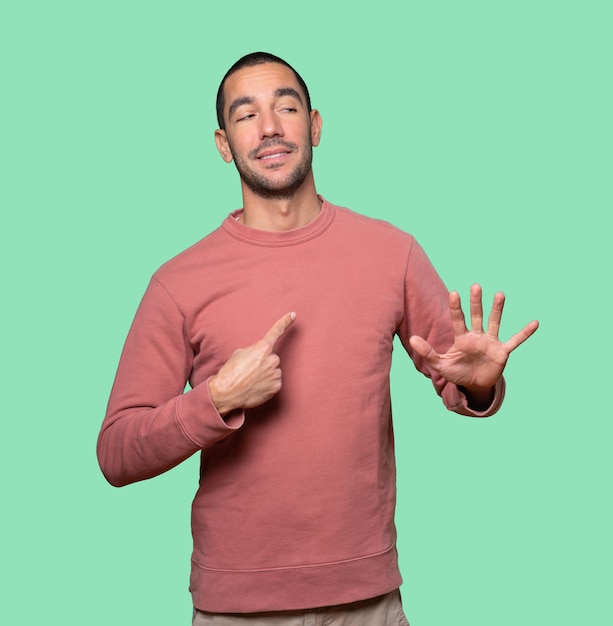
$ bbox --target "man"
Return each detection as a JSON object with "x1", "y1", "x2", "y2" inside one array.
[{"x1": 98, "y1": 52, "x2": 538, "y2": 624}]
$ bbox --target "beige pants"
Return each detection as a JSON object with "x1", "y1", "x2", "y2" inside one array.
[{"x1": 192, "y1": 590, "x2": 410, "y2": 625}]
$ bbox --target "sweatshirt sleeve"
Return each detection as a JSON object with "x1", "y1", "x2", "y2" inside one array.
[
  {"x1": 397, "y1": 238, "x2": 505, "y2": 417},
  {"x1": 97, "y1": 277, "x2": 244, "y2": 487}
]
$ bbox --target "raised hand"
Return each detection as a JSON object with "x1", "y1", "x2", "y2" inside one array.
[
  {"x1": 409, "y1": 284, "x2": 539, "y2": 393},
  {"x1": 208, "y1": 312, "x2": 296, "y2": 416}
]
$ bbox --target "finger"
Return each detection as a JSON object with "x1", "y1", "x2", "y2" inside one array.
[
  {"x1": 409, "y1": 335, "x2": 439, "y2": 363},
  {"x1": 470, "y1": 283, "x2": 484, "y2": 332},
  {"x1": 262, "y1": 312, "x2": 297, "y2": 347},
  {"x1": 486, "y1": 291, "x2": 505, "y2": 339},
  {"x1": 448, "y1": 290, "x2": 468, "y2": 336},
  {"x1": 503, "y1": 320, "x2": 540, "y2": 353}
]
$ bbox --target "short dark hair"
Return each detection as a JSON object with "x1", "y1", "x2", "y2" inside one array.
[{"x1": 216, "y1": 52, "x2": 312, "y2": 130}]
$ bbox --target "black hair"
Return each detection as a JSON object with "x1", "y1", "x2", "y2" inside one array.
[{"x1": 216, "y1": 52, "x2": 312, "y2": 130}]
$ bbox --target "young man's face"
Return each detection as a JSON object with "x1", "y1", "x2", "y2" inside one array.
[{"x1": 215, "y1": 63, "x2": 322, "y2": 200}]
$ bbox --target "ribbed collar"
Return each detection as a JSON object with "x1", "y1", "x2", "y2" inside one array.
[{"x1": 221, "y1": 196, "x2": 335, "y2": 247}]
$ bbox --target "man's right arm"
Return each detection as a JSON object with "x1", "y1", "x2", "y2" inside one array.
[
  {"x1": 97, "y1": 278, "x2": 240, "y2": 486},
  {"x1": 97, "y1": 278, "x2": 295, "y2": 487}
]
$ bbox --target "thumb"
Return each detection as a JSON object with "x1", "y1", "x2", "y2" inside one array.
[
  {"x1": 409, "y1": 335, "x2": 437, "y2": 361},
  {"x1": 262, "y1": 312, "x2": 296, "y2": 347}
]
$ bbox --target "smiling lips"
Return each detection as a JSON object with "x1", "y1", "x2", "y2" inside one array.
[
  {"x1": 251, "y1": 140, "x2": 298, "y2": 161},
  {"x1": 259, "y1": 150, "x2": 289, "y2": 160}
]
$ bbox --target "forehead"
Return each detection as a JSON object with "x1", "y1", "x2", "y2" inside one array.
[{"x1": 223, "y1": 63, "x2": 304, "y2": 107}]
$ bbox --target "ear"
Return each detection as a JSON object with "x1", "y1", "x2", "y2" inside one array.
[
  {"x1": 215, "y1": 129, "x2": 234, "y2": 163},
  {"x1": 310, "y1": 109, "x2": 322, "y2": 148}
]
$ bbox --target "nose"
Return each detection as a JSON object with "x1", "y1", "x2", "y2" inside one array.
[{"x1": 259, "y1": 109, "x2": 283, "y2": 139}]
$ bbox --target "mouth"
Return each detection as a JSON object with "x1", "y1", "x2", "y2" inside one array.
[
  {"x1": 256, "y1": 149, "x2": 291, "y2": 161},
  {"x1": 252, "y1": 141, "x2": 297, "y2": 162}
]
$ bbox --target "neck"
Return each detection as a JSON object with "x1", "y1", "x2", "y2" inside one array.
[{"x1": 239, "y1": 173, "x2": 321, "y2": 231}]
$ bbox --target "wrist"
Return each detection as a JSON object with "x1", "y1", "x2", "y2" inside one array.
[{"x1": 208, "y1": 375, "x2": 235, "y2": 417}]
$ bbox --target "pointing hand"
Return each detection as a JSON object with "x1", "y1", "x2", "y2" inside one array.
[{"x1": 208, "y1": 312, "x2": 296, "y2": 416}]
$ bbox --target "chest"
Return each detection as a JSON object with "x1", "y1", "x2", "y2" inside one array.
[{"x1": 181, "y1": 241, "x2": 406, "y2": 385}]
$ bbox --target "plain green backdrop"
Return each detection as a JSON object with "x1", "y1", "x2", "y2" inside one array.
[{"x1": 1, "y1": 1, "x2": 611, "y2": 624}]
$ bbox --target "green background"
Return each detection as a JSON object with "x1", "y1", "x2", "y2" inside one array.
[{"x1": 1, "y1": 1, "x2": 610, "y2": 624}]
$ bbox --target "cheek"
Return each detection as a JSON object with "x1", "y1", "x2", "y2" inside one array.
[{"x1": 229, "y1": 129, "x2": 257, "y2": 155}]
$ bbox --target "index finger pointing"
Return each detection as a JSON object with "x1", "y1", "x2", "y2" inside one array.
[{"x1": 262, "y1": 312, "x2": 297, "y2": 347}]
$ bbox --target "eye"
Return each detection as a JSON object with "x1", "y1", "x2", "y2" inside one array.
[{"x1": 236, "y1": 113, "x2": 255, "y2": 122}]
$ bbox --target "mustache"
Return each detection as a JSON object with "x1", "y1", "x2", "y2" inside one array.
[{"x1": 249, "y1": 139, "x2": 299, "y2": 159}]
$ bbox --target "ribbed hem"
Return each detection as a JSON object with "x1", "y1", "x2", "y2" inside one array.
[{"x1": 190, "y1": 544, "x2": 402, "y2": 613}]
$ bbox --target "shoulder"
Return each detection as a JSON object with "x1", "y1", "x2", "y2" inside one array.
[
  {"x1": 151, "y1": 223, "x2": 227, "y2": 283},
  {"x1": 328, "y1": 201, "x2": 416, "y2": 249}
]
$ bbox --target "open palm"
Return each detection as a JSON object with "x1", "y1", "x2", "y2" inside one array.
[{"x1": 409, "y1": 284, "x2": 539, "y2": 391}]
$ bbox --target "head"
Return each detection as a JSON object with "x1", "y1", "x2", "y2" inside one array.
[
  {"x1": 214, "y1": 53, "x2": 321, "y2": 201},
  {"x1": 216, "y1": 52, "x2": 312, "y2": 131}
]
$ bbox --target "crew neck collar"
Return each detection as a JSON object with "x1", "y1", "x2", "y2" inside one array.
[{"x1": 222, "y1": 196, "x2": 335, "y2": 247}]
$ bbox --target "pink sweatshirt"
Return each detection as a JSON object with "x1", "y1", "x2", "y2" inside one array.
[{"x1": 98, "y1": 198, "x2": 504, "y2": 612}]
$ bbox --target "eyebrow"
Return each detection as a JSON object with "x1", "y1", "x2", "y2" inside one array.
[
  {"x1": 274, "y1": 87, "x2": 304, "y2": 104},
  {"x1": 228, "y1": 96, "x2": 255, "y2": 119},
  {"x1": 227, "y1": 87, "x2": 304, "y2": 119}
]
